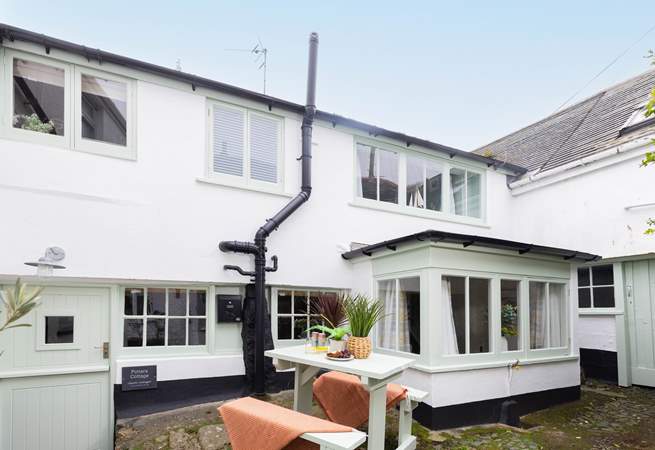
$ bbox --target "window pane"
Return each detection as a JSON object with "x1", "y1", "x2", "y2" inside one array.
[
  {"x1": 293, "y1": 317, "x2": 308, "y2": 339},
  {"x1": 189, "y1": 290, "x2": 206, "y2": 316},
  {"x1": 293, "y1": 291, "x2": 308, "y2": 314},
  {"x1": 278, "y1": 290, "x2": 292, "y2": 314},
  {"x1": 189, "y1": 319, "x2": 206, "y2": 345},
  {"x1": 146, "y1": 318, "x2": 165, "y2": 346},
  {"x1": 123, "y1": 319, "x2": 143, "y2": 347},
  {"x1": 277, "y1": 316, "x2": 291, "y2": 339},
  {"x1": 168, "y1": 288, "x2": 187, "y2": 316},
  {"x1": 147, "y1": 288, "x2": 166, "y2": 315},
  {"x1": 406, "y1": 156, "x2": 425, "y2": 209},
  {"x1": 500, "y1": 280, "x2": 520, "y2": 351},
  {"x1": 549, "y1": 284, "x2": 567, "y2": 347},
  {"x1": 356, "y1": 144, "x2": 377, "y2": 200},
  {"x1": 399, "y1": 277, "x2": 420, "y2": 355},
  {"x1": 592, "y1": 265, "x2": 613, "y2": 285},
  {"x1": 81, "y1": 74, "x2": 127, "y2": 146},
  {"x1": 13, "y1": 59, "x2": 65, "y2": 136},
  {"x1": 425, "y1": 161, "x2": 442, "y2": 211},
  {"x1": 529, "y1": 282, "x2": 547, "y2": 349},
  {"x1": 593, "y1": 287, "x2": 615, "y2": 308},
  {"x1": 378, "y1": 280, "x2": 397, "y2": 350},
  {"x1": 450, "y1": 168, "x2": 466, "y2": 215},
  {"x1": 578, "y1": 288, "x2": 591, "y2": 308},
  {"x1": 168, "y1": 318, "x2": 186, "y2": 346},
  {"x1": 577, "y1": 267, "x2": 590, "y2": 287},
  {"x1": 212, "y1": 104, "x2": 244, "y2": 176},
  {"x1": 249, "y1": 114, "x2": 278, "y2": 183},
  {"x1": 45, "y1": 316, "x2": 74, "y2": 344},
  {"x1": 443, "y1": 276, "x2": 465, "y2": 354},
  {"x1": 466, "y1": 172, "x2": 481, "y2": 218},
  {"x1": 469, "y1": 278, "x2": 490, "y2": 353},
  {"x1": 378, "y1": 149, "x2": 398, "y2": 204},
  {"x1": 124, "y1": 288, "x2": 144, "y2": 315}
]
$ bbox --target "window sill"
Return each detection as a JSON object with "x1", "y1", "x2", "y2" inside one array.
[
  {"x1": 412, "y1": 354, "x2": 578, "y2": 373},
  {"x1": 579, "y1": 309, "x2": 623, "y2": 316},
  {"x1": 197, "y1": 176, "x2": 293, "y2": 198},
  {"x1": 348, "y1": 198, "x2": 489, "y2": 228}
]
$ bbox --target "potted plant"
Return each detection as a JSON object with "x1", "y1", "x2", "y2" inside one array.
[
  {"x1": 343, "y1": 294, "x2": 385, "y2": 359},
  {"x1": 309, "y1": 293, "x2": 349, "y2": 352},
  {"x1": 500, "y1": 303, "x2": 518, "y2": 352}
]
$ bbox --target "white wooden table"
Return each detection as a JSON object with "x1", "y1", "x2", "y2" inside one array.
[{"x1": 265, "y1": 345, "x2": 415, "y2": 450}]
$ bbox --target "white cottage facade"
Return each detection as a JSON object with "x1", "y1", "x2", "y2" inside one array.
[{"x1": 0, "y1": 23, "x2": 646, "y2": 449}]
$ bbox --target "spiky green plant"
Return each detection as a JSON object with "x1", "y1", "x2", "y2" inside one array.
[
  {"x1": 0, "y1": 279, "x2": 42, "y2": 334},
  {"x1": 343, "y1": 294, "x2": 386, "y2": 338}
]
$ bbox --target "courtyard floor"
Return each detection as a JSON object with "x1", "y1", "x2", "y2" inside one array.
[{"x1": 115, "y1": 379, "x2": 655, "y2": 450}]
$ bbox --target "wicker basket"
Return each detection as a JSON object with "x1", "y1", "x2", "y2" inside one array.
[{"x1": 347, "y1": 336, "x2": 372, "y2": 359}]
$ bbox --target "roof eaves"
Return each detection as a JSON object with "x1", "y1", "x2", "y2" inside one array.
[
  {"x1": 341, "y1": 229, "x2": 600, "y2": 262},
  {"x1": 0, "y1": 23, "x2": 527, "y2": 176}
]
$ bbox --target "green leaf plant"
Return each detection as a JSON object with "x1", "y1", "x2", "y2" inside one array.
[
  {"x1": 641, "y1": 50, "x2": 655, "y2": 235},
  {"x1": 343, "y1": 293, "x2": 386, "y2": 338},
  {"x1": 0, "y1": 279, "x2": 42, "y2": 337}
]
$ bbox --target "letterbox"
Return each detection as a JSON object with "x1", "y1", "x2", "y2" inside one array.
[{"x1": 216, "y1": 295, "x2": 242, "y2": 323}]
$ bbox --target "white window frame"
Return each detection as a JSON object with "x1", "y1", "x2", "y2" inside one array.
[
  {"x1": 2, "y1": 49, "x2": 137, "y2": 159},
  {"x1": 35, "y1": 309, "x2": 80, "y2": 351},
  {"x1": 577, "y1": 265, "x2": 615, "y2": 309},
  {"x1": 374, "y1": 273, "x2": 422, "y2": 357},
  {"x1": 73, "y1": 66, "x2": 136, "y2": 160},
  {"x1": 527, "y1": 279, "x2": 570, "y2": 358},
  {"x1": 449, "y1": 166, "x2": 483, "y2": 219},
  {"x1": 206, "y1": 99, "x2": 284, "y2": 194},
  {"x1": 405, "y1": 154, "x2": 444, "y2": 212},
  {"x1": 271, "y1": 287, "x2": 341, "y2": 344},
  {"x1": 352, "y1": 137, "x2": 487, "y2": 225},
  {"x1": 2, "y1": 49, "x2": 72, "y2": 148},
  {"x1": 499, "y1": 277, "x2": 523, "y2": 355},
  {"x1": 121, "y1": 287, "x2": 208, "y2": 349},
  {"x1": 440, "y1": 273, "x2": 494, "y2": 358}
]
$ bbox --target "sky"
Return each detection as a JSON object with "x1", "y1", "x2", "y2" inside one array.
[{"x1": 2, "y1": 1, "x2": 654, "y2": 150}]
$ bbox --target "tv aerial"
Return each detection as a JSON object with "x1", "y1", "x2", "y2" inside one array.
[{"x1": 225, "y1": 38, "x2": 269, "y2": 94}]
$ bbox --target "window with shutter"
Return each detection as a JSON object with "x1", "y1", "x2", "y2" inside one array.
[
  {"x1": 212, "y1": 104, "x2": 245, "y2": 177},
  {"x1": 208, "y1": 101, "x2": 281, "y2": 189},
  {"x1": 249, "y1": 113, "x2": 279, "y2": 183}
]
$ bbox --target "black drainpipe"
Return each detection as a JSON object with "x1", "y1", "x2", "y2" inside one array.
[{"x1": 219, "y1": 32, "x2": 318, "y2": 396}]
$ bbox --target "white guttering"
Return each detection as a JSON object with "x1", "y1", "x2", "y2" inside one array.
[{"x1": 509, "y1": 134, "x2": 654, "y2": 195}]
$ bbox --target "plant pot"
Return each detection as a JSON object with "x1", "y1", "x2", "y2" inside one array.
[
  {"x1": 500, "y1": 336, "x2": 509, "y2": 352},
  {"x1": 328, "y1": 339, "x2": 346, "y2": 353},
  {"x1": 347, "y1": 336, "x2": 372, "y2": 359}
]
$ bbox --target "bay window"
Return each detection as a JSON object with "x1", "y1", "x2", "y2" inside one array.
[
  {"x1": 209, "y1": 101, "x2": 282, "y2": 187},
  {"x1": 354, "y1": 140, "x2": 484, "y2": 220},
  {"x1": 377, "y1": 277, "x2": 421, "y2": 355},
  {"x1": 529, "y1": 282, "x2": 567, "y2": 349},
  {"x1": 442, "y1": 276, "x2": 490, "y2": 355}
]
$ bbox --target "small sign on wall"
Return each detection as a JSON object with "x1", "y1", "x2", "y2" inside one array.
[{"x1": 122, "y1": 365, "x2": 157, "y2": 391}]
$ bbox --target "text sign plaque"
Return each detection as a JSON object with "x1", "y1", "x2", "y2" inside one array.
[{"x1": 122, "y1": 365, "x2": 157, "y2": 391}]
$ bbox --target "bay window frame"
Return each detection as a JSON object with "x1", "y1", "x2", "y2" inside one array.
[
  {"x1": 526, "y1": 278, "x2": 570, "y2": 358},
  {"x1": 352, "y1": 137, "x2": 486, "y2": 224},
  {"x1": 205, "y1": 99, "x2": 285, "y2": 194},
  {"x1": 374, "y1": 271, "x2": 423, "y2": 357}
]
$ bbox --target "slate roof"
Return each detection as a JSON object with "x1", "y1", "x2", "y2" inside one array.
[{"x1": 474, "y1": 68, "x2": 655, "y2": 173}]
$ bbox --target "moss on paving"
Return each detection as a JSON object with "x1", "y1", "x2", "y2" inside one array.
[{"x1": 117, "y1": 380, "x2": 655, "y2": 450}]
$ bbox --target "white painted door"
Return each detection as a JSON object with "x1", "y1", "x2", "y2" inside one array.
[
  {"x1": 625, "y1": 260, "x2": 655, "y2": 387},
  {"x1": 0, "y1": 286, "x2": 112, "y2": 450}
]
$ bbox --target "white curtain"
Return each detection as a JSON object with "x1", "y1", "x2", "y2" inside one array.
[
  {"x1": 398, "y1": 288, "x2": 410, "y2": 352},
  {"x1": 378, "y1": 280, "x2": 396, "y2": 350},
  {"x1": 442, "y1": 280, "x2": 459, "y2": 354},
  {"x1": 549, "y1": 285, "x2": 564, "y2": 347},
  {"x1": 530, "y1": 283, "x2": 547, "y2": 349},
  {"x1": 355, "y1": 147, "x2": 364, "y2": 197}
]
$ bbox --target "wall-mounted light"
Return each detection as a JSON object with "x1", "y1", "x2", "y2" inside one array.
[{"x1": 25, "y1": 247, "x2": 66, "y2": 276}]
